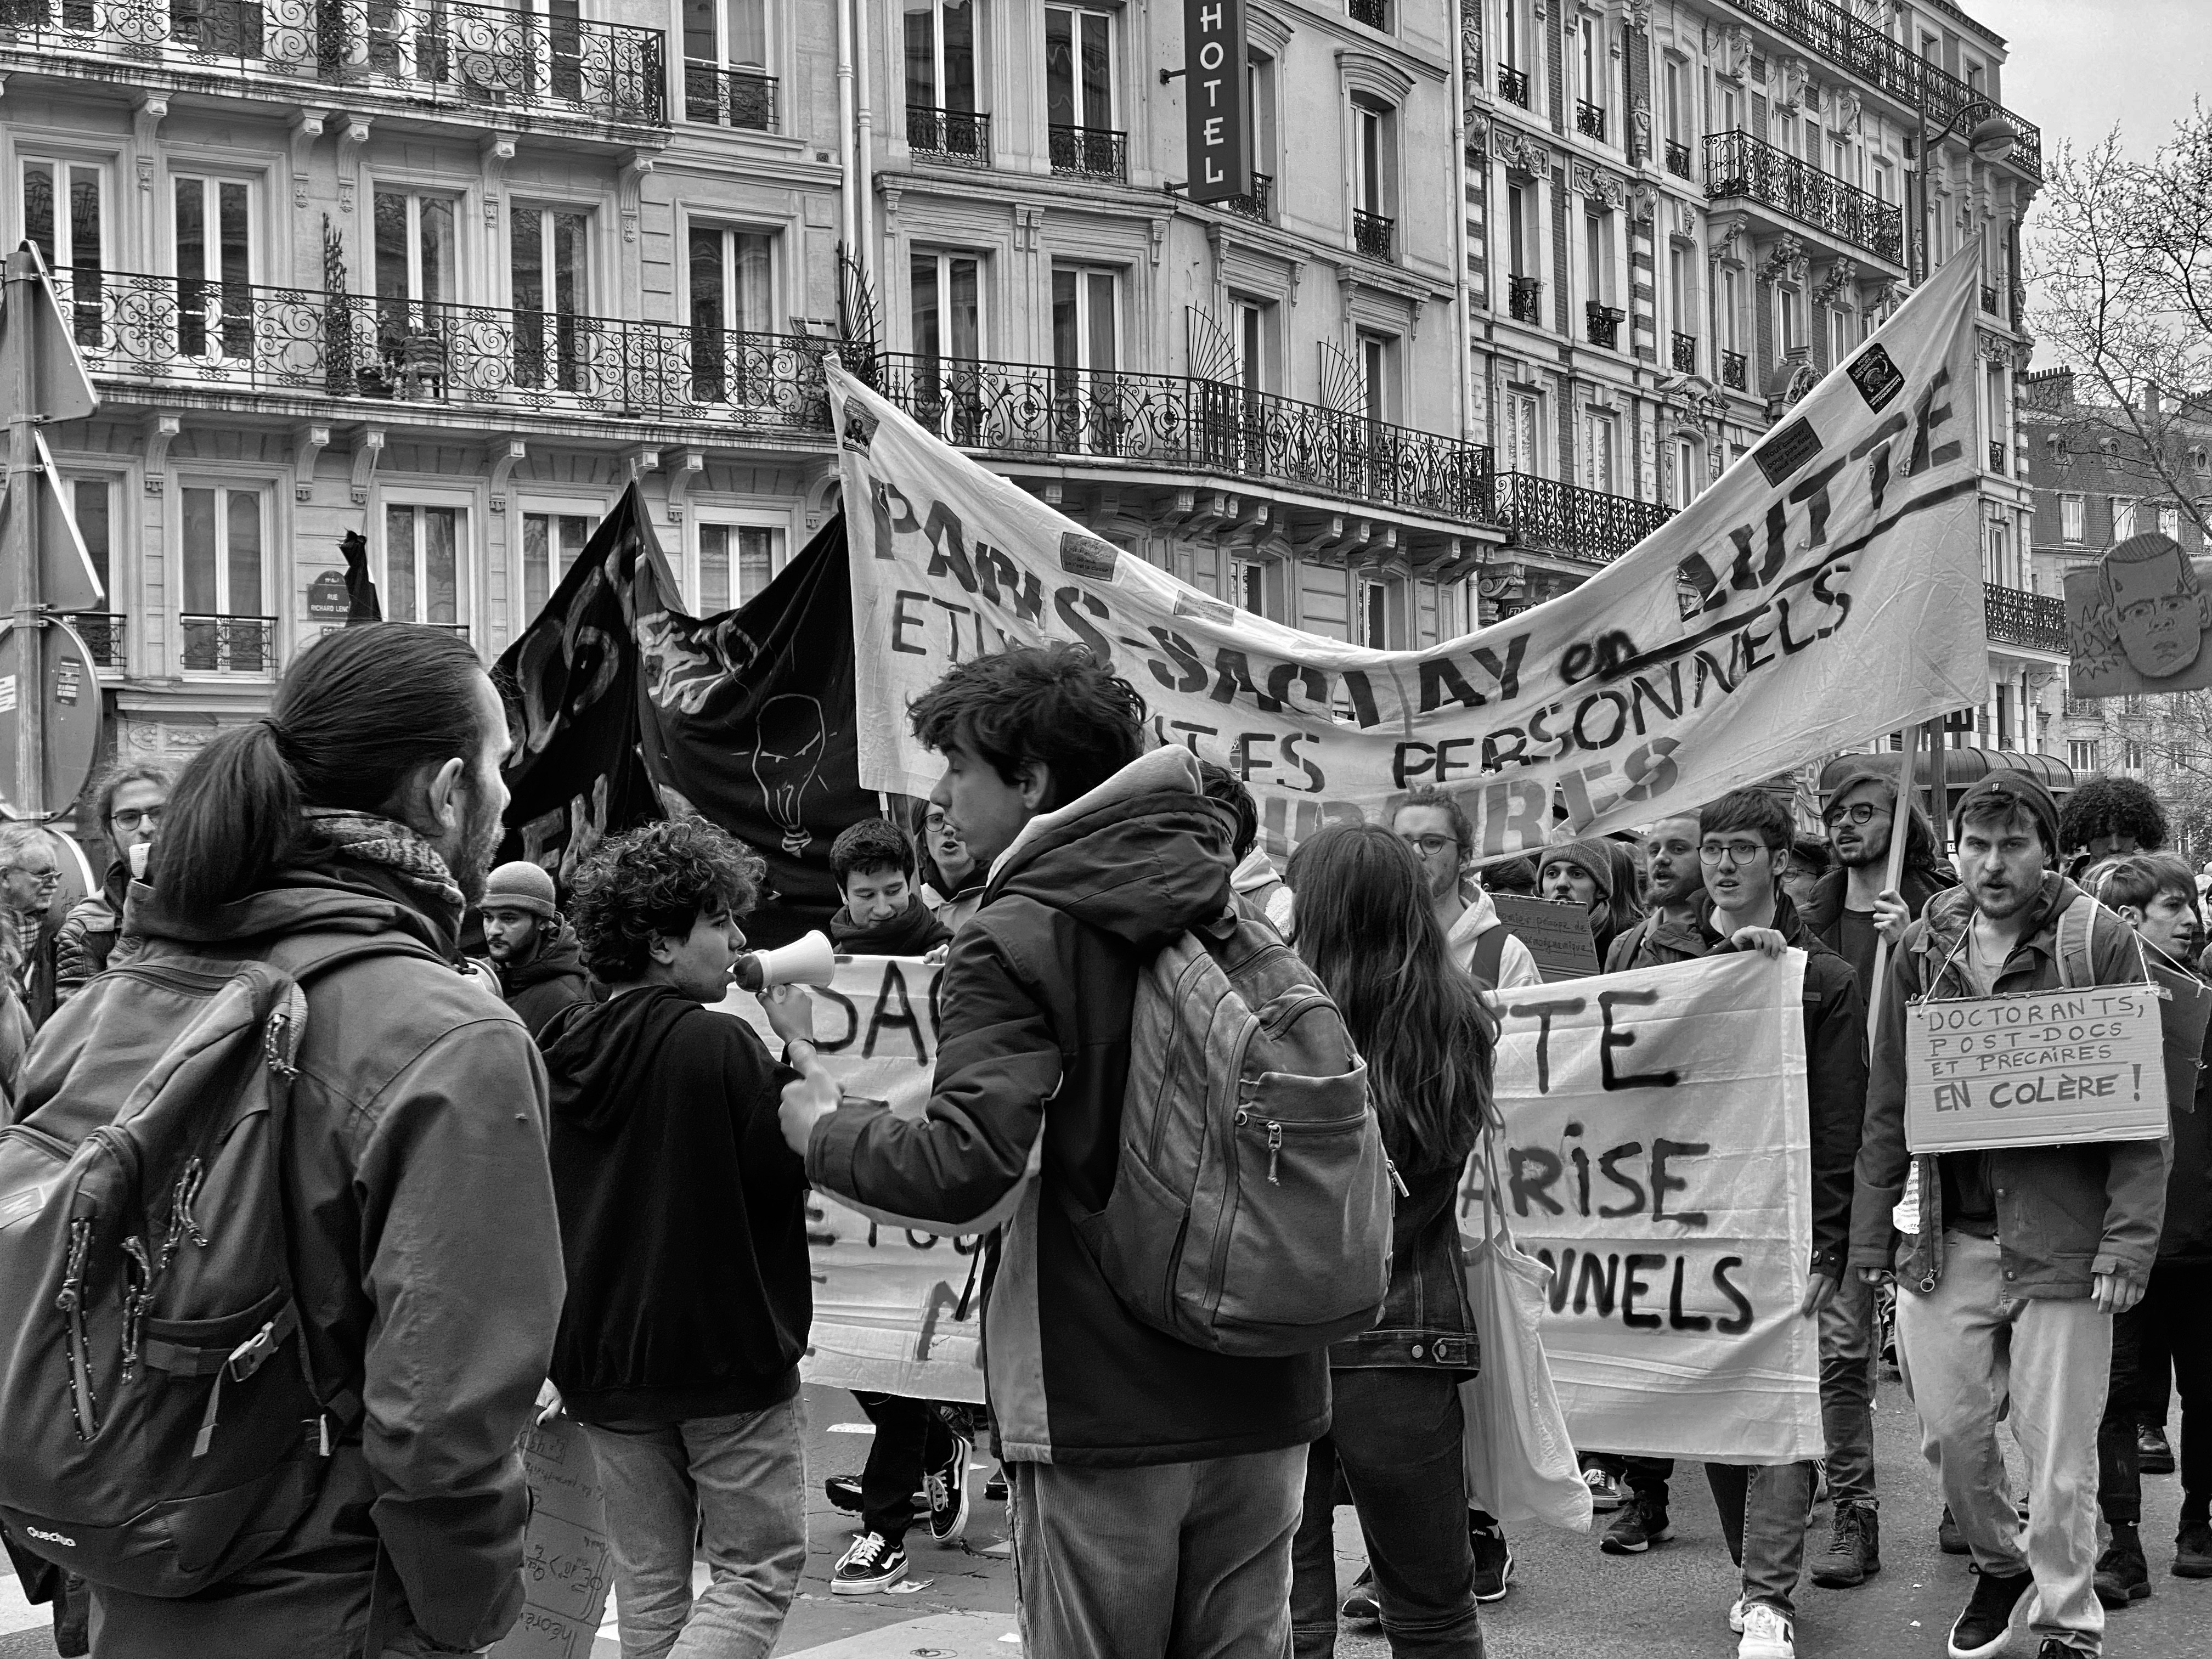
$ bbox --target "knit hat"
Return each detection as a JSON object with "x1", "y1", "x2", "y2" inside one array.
[
  {"x1": 1953, "y1": 772, "x2": 2062, "y2": 862},
  {"x1": 1539, "y1": 840, "x2": 1616, "y2": 900},
  {"x1": 481, "y1": 860, "x2": 560, "y2": 921}
]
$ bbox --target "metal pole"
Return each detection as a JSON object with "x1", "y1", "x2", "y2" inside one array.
[{"x1": 3, "y1": 247, "x2": 46, "y2": 817}]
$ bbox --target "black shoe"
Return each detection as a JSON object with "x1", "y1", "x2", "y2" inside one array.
[
  {"x1": 825, "y1": 1474, "x2": 864, "y2": 1514},
  {"x1": 925, "y1": 1426, "x2": 974, "y2": 1544},
  {"x1": 984, "y1": 1466, "x2": 1008, "y2": 1503},
  {"x1": 1809, "y1": 1499, "x2": 1881, "y2": 1588},
  {"x1": 2173, "y1": 1518, "x2": 2212, "y2": 1578},
  {"x1": 1340, "y1": 1566, "x2": 1380, "y2": 1624},
  {"x1": 2096, "y1": 1523, "x2": 2150, "y2": 1607},
  {"x1": 1938, "y1": 1505, "x2": 1969, "y2": 1555},
  {"x1": 2036, "y1": 1644, "x2": 2093, "y2": 1659},
  {"x1": 2138, "y1": 1424, "x2": 2177, "y2": 1475},
  {"x1": 1470, "y1": 1516, "x2": 1514, "y2": 1603},
  {"x1": 1600, "y1": 1494, "x2": 1673, "y2": 1554},
  {"x1": 832, "y1": 1530, "x2": 910, "y2": 1594},
  {"x1": 1946, "y1": 1568, "x2": 2032, "y2": 1659}
]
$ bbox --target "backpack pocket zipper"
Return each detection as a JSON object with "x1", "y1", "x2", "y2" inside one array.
[
  {"x1": 1234, "y1": 1107, "x2": 1371, "y2": 1187},
  {"x1": 56, "y1": 1216, "x2": 98, "y2": 1439}
]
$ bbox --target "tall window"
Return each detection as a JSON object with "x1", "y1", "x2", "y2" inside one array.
[
  {"x1": 374, "y1": 189, "x2": 458, "y2": 334},
  {"x1": 382, "y1": 504, "x2": 465, "y2": 629},
  {"x1": 1503, "y1": 390, "x2": 1540, "y2": 474},
  {"x1": 1827, "y1": 306, "x2": 1854, "y2": 366},
  {"x1": 1229, "y1": 557, "x2": 1265, "y2": 614},
  {"x1": 511, "y1": 206, "x2": 590, "y2": 392},
  {"x1": 1357, "y1": 577, "x2": 1389, "y2": 647},
  {"x1": 1353, "y1": 100, "x2": 1389, "y2": 219},
  {"x1": 1585, "y1": 210, "x2": 1616, "y2": 306},
  {"x1": 71, "y1": 479, "x2": 112, "y2": 601},
  {"x1": 905, "y1": 0, "x2": 978, "y2": 119},
  {"x1": 1668, "y1": 245, "x2": 1691, "y2": 335},
  {"x1": 697, "y1": 523, "x2": 783, "y2": 611},
  {"x1": 1045, "y1": 6, "x2": 1115, "y2": 135},
  {"x1": 1670, "y1": 437, "x2": 1699, "y2": 508},
  {"x1": 687, "y1": 226, "x2": 773, "y2": 401},
  {"x1": 1051, "y1": 266, "x2": 1117, "y2": 449},
  {"x1": 911, "y1": 249, "x2": 982, "y2": 440},
  {"x1": 173, "y1": 175, "x2": 252, "y2": 359},
  {"x1": 1663, "y1": 58, "x2": 1685, "y2": 145},
  {"x1": 1235, "y1": 300, "x2": 1267, "y2": 391},
  {"x1": 180, "y1": 485, "x2": 267, "y2": 672},
  {"x1": 1719, "y1": 266, "x2": 1742, "y2": 353},
  {"x1": 2114, "y1": 498, "x2": 2137, "y2": 540},
  {"x1": 2161, "y1": 504, "x2": 2183, "y2": 540},
  {"x1": 521, "y1": 510, "x2": 594, "y2": 619},
  {"x1": 1577, "y1": 16, "x2": 1600, "y2": 106},
  {"x1": 1584, "y1": 410, "x2": 1619, "y2": 493},
  {"x1": 2059, "y1": 494, "x2": 2085, "y2": 543},
  {"x1": 21, "y1": 157, "x2": 105, "y2": 343},
  {"x1": 1360, "y1": 333, "x2": 1393, "y2": 426},
  {"x1": 685, "y1": 0, "x2": 766, "y2": 69},
  {"x1": 1776, "y1": 284, "x2": 1803, "y2": 354},
  {"x1": 1506, "y1": 182, "x2": 1532, "y2": 278}
]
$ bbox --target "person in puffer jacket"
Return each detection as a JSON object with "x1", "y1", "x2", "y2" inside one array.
[{"x1": 54, "y1": 763, "x2": 171, "y2": 1006}]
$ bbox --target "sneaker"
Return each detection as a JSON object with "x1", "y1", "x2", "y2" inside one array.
[
  {"x1": 832, "y1": 1531, "x2": 909, "y2": 1595},
  {"x1": 2138, "y1": 1424, "x2": 2177, "y2": 1475},
  {"x1": 1809, "y1": 1500, "x2": 1882, "y2": 1589},
  {"x1": 1339, "y1": 1567, "x2": 1380, "y2": 1624},
  {"x1": 1600, "y1": 1494, "x2": 1673, "y2": 1555},
  {"x1": 2176, "y1": 1519, "x2": 2212, "y2": 1578},
  {"x1": 825, "y1": 1474, "x2": 864, "y2": 1514},
  {"x1": 984, "y1": 1466, "x2": 1009, "y2": 1503},
  {"x1": 1946, "y1": 1567, "x2": 2032, "y2": 1659},
  {"x1": 2095, "y1": 1524, "x2": 2150, "y2": 1606},
  {"x1": 1938, "y1": 1505, "x2": 1969, "y2": 1556},
  {"x1": 1469, "y1": 1516, "x2": 1514, "y2": 1603},
  {"x1": 1727, "y1": 1595, "x2": 1748, "y2": 1634},
  {"x1": 1738, "y1": 1602, "x2": 1795, "y2": 1659},
  {"x1": 1583, "y1": 1466, "x2": 1627, "y2": 1513},
  {"x1": 925, "y1": 1427, "x2": 974, "y2": 1544}
]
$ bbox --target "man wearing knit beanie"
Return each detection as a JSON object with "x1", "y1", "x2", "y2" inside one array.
[{"x1": 481, "y1": 861, "x2": 594, "y2": 1037}]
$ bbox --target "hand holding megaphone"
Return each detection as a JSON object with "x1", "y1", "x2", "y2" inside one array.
[
  {"x1": 778, "y1": 1049, "x2": 843, "y2": 1158},
  {"x1": 732, "y1": 929, "x2": 835, "y2": 993}
]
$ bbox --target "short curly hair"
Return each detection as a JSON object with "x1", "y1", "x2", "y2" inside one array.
[
  {"x1": 831, "y1": 817, "x2": 914, "y2": 886},
  {"x1": 2058, "y1": 775, "x2": 2169, "y2": 854},
  {"x1": 569, "y1": 819, "x2": 765, "y2": 981}
]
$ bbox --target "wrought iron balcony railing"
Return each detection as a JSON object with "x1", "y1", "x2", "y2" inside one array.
[
  {"x1": 1704, "y1": 129, "x2": 1904, "y2": 264},
  {"x1": 1716, "y1": 0, "x2": 2041, "y2": 178},
  {"x1": 1586, "y1": 302, "x2": 1624, "y2": 349},
  {"x1": 1671, "y1": 331, "x2": 1697, "y2": 374},
  {"x1": 180, "y1": 613, "x2": 276, "y2": 674},
  {"x1": 876, "y1": 353, "x2": 1496, "y2": 523},
  {"x1": 1497, "y1": 63, "x2": 1528, "y2": 107},
  {"x1": 1721, "y1": 349, "x2": 1748, "y2": 390},
  {"x1": 1508, "y1": 275, "x2": 1543, "y2": 325},
  {"x1": 50, "y1": 269, "x2": 834, "y2": 433},
  {"x1": 684, "y1": 61, "x2": 774, "y2": 130},
  {"x1": 1219, "y1": 171, "x2": 1274, "y2": 223},
  {"x1": 1984, "y1": 583, "x2": 2067, "y2": 653},
  {"x1": 1576, "y1": 99, "x2": 1606, "y2": 142},
  {"x1": 1348, "y1": 0, "x2": 1386, "y2": 29},
  {"x1": 1487, "y1": 471, "x2": 1675, "y2": 566},
  {"x1": 1665, "y1": 138, "x2": 1692, "y2": 177},
  {"x1": 1353, "y1": 209, "x2": 1394, "y2": 260},
  {"x1": 65, "y1": 612, "x2": 127, "y2": 668},
  {"x1": 1049, "y1": 125, "x2": 1127, "y2": 182},
  {"x1": 908, "y1": 103, "x2": 990, "y2": 164},
  {"x1": 0, "y1": 0, "x2": 668, "y2": 126}
]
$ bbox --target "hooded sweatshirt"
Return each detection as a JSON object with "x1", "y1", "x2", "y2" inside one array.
[
  {"x1": 807, "y1": 746, "x2": 1330, "y2": 1466},
  {"x1": 539, "y1": 985, "x2": 811, "y2": 1423},
  {"x1": 497, "y1": 921, "x2": 594, "y2": 1037},
  {"x1": 830, "y1": 891, "x2": 955, "y2": 955},
  {"x1": 1444, "y1": 886, "x2": 1542, "y2": 990}
]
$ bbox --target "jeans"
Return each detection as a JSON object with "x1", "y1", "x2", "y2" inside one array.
[
  {"x1": 1818, "y1": 1263, "x2": 1879, "y2": 1508},
  {"x1": 853, "y1": 1392, "x2": 955, "y2": 1545},
  {"x1": 2098, "y1": 1261, "x2": 2212, "y2": 1528},
  {"x1": 1292, "y1": 1369, "x2": 1482, "y2": 1659},
  {"x1": 1705, "y1": 1462, "x2": 1817, "y2": 1616},
  {"x1": 1010, "y1": 1446, "x2": 1306, "y2": 1659},
  {"x1": 579, "y1": 1397, "x2": 808, "y2": 1659},
  {"x1": 1896, "y1": 1231, "x2": 2109, "y2": 1654},
  {"x1": 1588, "y1": 1454, "x2": 1674, "y2": 1505}
]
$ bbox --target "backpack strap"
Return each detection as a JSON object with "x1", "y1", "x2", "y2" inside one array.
[
  {"x1": 2055, "y1": 893, "x2": 2099, "y2": 991},
  {"x1": 1469, "y1": 925, "x2": 1509, "y2": 992}
]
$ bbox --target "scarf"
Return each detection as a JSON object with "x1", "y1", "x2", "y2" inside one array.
[{"x1": 303, "y1": 809, "x2": 466, "y2": 919}]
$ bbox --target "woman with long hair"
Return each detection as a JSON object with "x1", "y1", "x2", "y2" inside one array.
[{"x1": 1288, "y1": 822, "x2": 1497, "y2": 1659}]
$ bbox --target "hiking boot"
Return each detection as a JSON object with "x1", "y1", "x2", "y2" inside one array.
[
  {"x1": 1809, "y1": 1500, "x2": 1881, "y2": 1589},
  {"x1": 2175, "y1": 1519, "x2": 2212, "y2": 1578},
  {"x1": 1340, "y1": 1567, "x2": 1380, "y2": 1623},
  {"x1": 1601, "y1": 1494, "x2": 1673, "y2": 1554},
  {"x1": 824, "y1": 1474, "x2": 864, "y2": 1514},
  {"x1": 1946, "y1": 1567, "x2": 2032, "y2": 1659},
  {"x1": 1584, "y1": 1465, "x2": 1626, "y2": 1513},
  {"x1": 832, "y1": 1531, "x2": 909, "y2": 1595},
  {"x1": 1738, "y1": 1602, "x2": 1795, "y2": 1659},
  {"x1": 2095, "y1": 1523, "x2": 2150, "y2": 1606},
  {"x1": 2138, "y1": 1424, "x2": 2177, "y2": 1475},
  {"x1": 1470, "y1": 1515, "x2": 1514, "y2": 1603},
  {"x1": 1938, "y1": 1505, "x2": 1969, "y2": 1555},
  {"x1": 924, "y1": 1426, "x2": 974, "y2": 1544}
]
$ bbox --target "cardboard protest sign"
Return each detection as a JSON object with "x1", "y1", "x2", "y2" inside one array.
[
  {"x1": 487, "y1": 1418, "x2": 611, "y2": 1659},
  {"x1": 721, "y1": 955, "x2": 988, "y2": 1404},
  {"x1": 832, "y1": 253, "x2": 1991, "y2": 859},
  {"x1": 1906, "y1": 984, "x2": 2169, "y2": 1153},
  {"x1": 1465, "y1": 952, "x2": 1821, "y2": 1464},
  {"x1": 2063, "y1": 535, "x2": 2212, "y2": 699},
  {"x1": 1489, "y1": 894, "x2": 1601, "y2": 980}
]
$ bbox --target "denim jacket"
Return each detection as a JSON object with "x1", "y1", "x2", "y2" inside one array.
[{"x1": 1329, "y1": 1163, "x2": 1478, "y2": 1375}]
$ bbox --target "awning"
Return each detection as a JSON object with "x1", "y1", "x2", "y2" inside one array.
[{"x1": 1818, "y1": 748, "x2": 2078, "y2": 798}]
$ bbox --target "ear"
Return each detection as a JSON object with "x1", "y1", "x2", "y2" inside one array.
[
  {"x1": 2117, "y1": 903, "x2": 2148, "y2": 927},
  {"x1": 418, "y1": 754, "x2": 469, "y2": 833},
  {"x1": 1773, "y1": 843, "x2": 1792, "y2": 880},
  {"x1": 1015, "y1": 760, "x2": 1054, "y2": 812},
  {"x1": 647, "y1": 930, "x2": 681, "y2": 966}
]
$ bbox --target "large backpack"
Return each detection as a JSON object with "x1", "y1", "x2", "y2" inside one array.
[
  {"x1": 0, "y1": 933, "x2": 439, "y2": 1596},
  {"x1": 1069, "y1": 906, "x2": 1394, "y2": 1357}
]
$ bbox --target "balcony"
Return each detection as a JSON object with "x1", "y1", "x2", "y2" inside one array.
[
  {"x1": 1219, "y1": 171, "x2": 1274, "y2": 223},
  {"x1": 1721, "y1": 349, "x2": 1748, "y2": 390},
  {"x1": 1576, "y1": 100, "x2": 1606, "y2": 143},
  {"x1": 1984, "y1": 584, "x2": 2067, "y2": 654},
  {"x1": 876, "y1": 354, "x2": 1496, "y2": 524},
  {"x1": 1671, "y1": 331, "x2": 1697, "y2": 374},
  {"x1": 65, "y1": 612, "x2": 126, "y2": 669},
  {"x1": 180, "y1": 614, "x2": 276, "y2": 675},
  {"x1": 51, "y1": 269, "x2": 833, "y2": 434},
  {"x1": 1488, "y1": 472, "x2": 1675, "y2": 566},
  {"x1": 684, "y1": 62, "x2": 774, "y2": 131},
  {"x1": 1705, "y1": 130, "x2": 1904, "y2": 265},
  {"x1": 1508, "y1": 276, "x2": 1543, "y2": 325},
  {"x1": 1665, "y1": 139, "x2": 1692, "y2": 178},
  {"x1": 1049, "y1": 125, "x2": 1127, "y2": 182},
  {"x1": 1352, "y1": 210, "x2": 1394, "y2": 261},
  {"x1": 1497, "y1": 63, "x2": 1528, "y2": 108},
  {"x1": 0, "y1": 0, "x2": 668, "y2": 127},
  {"x1": 908, "y1": 103, "x2": 990, "y2": 165},
  {"x1": 1348, "y1": 0, "x2": 1387, "y2": 28},
  {"x1": 1716, "y1": 0, "x2": 2041, "y2": 178},
  {"x1": 1585, "y1": 302, "x2": 1624, "y2": 350}
]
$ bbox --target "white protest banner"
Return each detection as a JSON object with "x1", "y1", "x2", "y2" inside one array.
[
  {"x1": 1464, "y1": 952, "x2": 1821, "y2": 1463},
  {"x1": 1906, "y1": 985, "x2": 2169, "y2": 1154},
  {"x1": 831, "y1": 253, "x2": 1989, "y2": 859},
  {"x1": 720, "y1": 956, "x2": 988, "y2": 1404},
  {"x1": 487, "y1": 1418, "x2": 612, "y2": 1659}
]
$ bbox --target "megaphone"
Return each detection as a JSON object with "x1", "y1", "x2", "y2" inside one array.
[{"x1": 733, "y1": 930, "x2": 835, "y2": 992}]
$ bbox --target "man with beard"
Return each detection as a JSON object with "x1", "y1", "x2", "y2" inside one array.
[
  {"x1": 1604, "y1": 814, "x2": 1707, "y2": 973},
  {"x1": 16, "y1": 624, "x2": 565, "y2": 1658},
  {"x1": 1803, "y1": 761, "x2": 1955, "y2": 1007},
  {"x1": 478, "y1": 861, "x2": 593, "y2": 1037},
  {"x1": 1852, "y1": 774, "x2": 2166, "y2": 1659},
  {"x1": 1393, "y1": 786, "x2": 1539, "y2": 991}
]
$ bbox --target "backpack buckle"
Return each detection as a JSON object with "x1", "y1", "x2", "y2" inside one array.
[{"x1": 227, "y1": 1321, "x2": 280, "y2": 1381}]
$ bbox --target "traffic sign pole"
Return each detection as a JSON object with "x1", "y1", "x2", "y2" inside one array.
[{"x1": 2, "y1": 245, "x2": 42, "y2": 817}]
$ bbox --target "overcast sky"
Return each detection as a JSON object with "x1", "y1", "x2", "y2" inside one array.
[{"x1": 1995, "y1": 0, "x2": 2207, "y2": 160}]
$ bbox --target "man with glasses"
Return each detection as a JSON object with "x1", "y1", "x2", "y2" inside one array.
[
  {"x1": 0, "y1": 822, "x2": 63, "y2": 1025},
  {"x1": 1392, "y1": 786, "x2": 1539, "y2": 992},
  {"x1": 57, "y1": 763, "x2": 173, "y2": 1006}
]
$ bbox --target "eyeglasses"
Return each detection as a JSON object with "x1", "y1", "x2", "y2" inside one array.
[
  {"x1": 111, "y1": 806, "x2": 163, "y2": 832},
  {"x1": 1822, "y1": 801, "x2": 1888, "y2": 827},
  {"x1": 1397, "y1": 833, "x2": 1460, "y2": 857},
  {"x1": 1699, "y1": 839, "x2": 1773, "y2": 865}
]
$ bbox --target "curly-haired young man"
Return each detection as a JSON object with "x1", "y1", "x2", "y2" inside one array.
[{"x1": 538, "y1": 819, "x2": 819, "y2": 1659}]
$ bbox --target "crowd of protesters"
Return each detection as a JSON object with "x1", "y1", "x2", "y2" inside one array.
[{"x1": 0, "y1": 625, "x2": 2205, "y2": 1659}]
